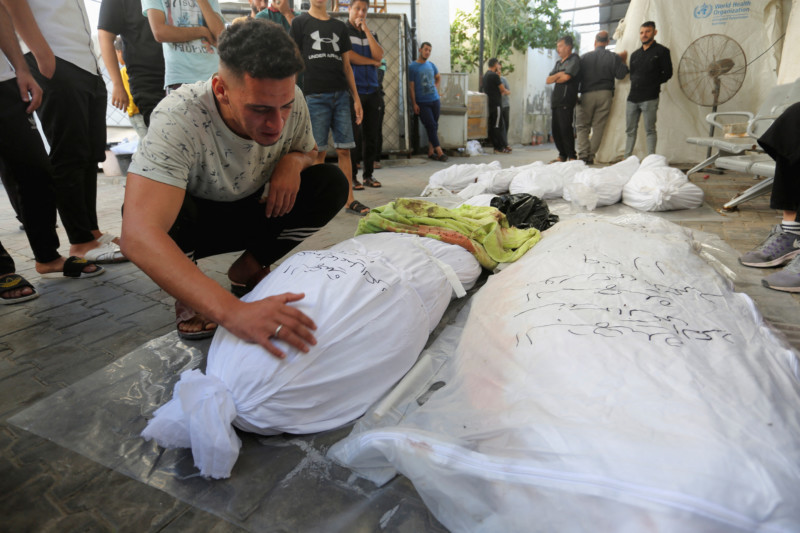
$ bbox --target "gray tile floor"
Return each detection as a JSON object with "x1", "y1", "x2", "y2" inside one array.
[{"x1": 1, "y1": 143, "x2": 796, "y2": 531}]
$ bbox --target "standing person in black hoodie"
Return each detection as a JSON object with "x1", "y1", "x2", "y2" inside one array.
[
  {"x1": 624, "y1": 21, "x2": 672, "y2": 158},
  {"x1": 545, "y1": 35, "x2": 580, "y2": 162}
]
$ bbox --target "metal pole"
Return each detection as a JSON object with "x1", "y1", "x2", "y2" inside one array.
[
  {"x1": 479, "y1": 0, "x2": 485, "y2": 83},
  {"x1": 410, "y1": 0, "x2": 417, "y2": 59}
]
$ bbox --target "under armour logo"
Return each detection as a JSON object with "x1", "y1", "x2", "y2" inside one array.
[{"x1": 311, "y1": 30, "x2": 340, "y2": 52}]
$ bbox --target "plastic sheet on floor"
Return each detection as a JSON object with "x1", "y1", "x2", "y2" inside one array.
[{"x1": 8, "y1": 297, "x2": 481, "y2": 533}]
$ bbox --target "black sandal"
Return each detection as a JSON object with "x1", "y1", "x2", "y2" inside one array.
[
  {"x1": 363, "y1": 177, "x2": 382, "y2": 188},
  {"x1": 352, "y1": 178, "x2": 364, "y2": 191},
  {"x1": 0, "y1": 274, "x2": 39, "y2": 305},
  {"x1": 345, "y1": 200, "x2": 370, "y2": 216}
]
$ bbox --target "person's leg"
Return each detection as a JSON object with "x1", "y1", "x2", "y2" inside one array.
[
  {"x1": 642, "y1": 97, "x2": 659, "y2": 155},
  {"x1": 488, "y1": 104, "x2": 505, "y2": 151},
  {"x1": 589, "y1": 91, "x2": 613, "y2": 161},
  {"x1": 0, "y1": 79, "x2": 60, "y2": 265},
  {"x1": 563, "y1": 105, "x2": 577, "y2": 159},
  {"x1": 551, "y1": 108, "x2": 565, "y2": 160},
  {"x1": 575, "y1": 99, "x2": 591, "y2": 160},
  {"x1": 184, "y1": 164, "x2": 349, "y2": 272},
  {"x1": 360, "y1": 91, "x2": 381, "y2": 184},
  {"x1": 417, "y1": 102, "x2": 436, "y2": 156},
  {"x1": 375, "y1": 91, "x2": 385, "y2": 166},
  {"x1": 0, "y1": 240, "x2": 15, "y2": 275},
  {"x1": 552, "y1": 106, "x2": 575, "y2": 160},
  {"x1": 330, "y1": 91, "x2": 362, "y2": 211},
  {"x1": 740, "y1": 155, "x2": 800, "y2": 268},
  {"x1": 350, "y1": 93, "x2": 364, "y2": 185},
  {"x1": 502, "y1": 105, "x2": 510, "y2": 141},
  {"x1": 130, "y1": 84, "x2": 166, "y2": 127},
  {"x1": 430, "y1": 99, "x2": 444, "y2": 157},
  {"x1": 25, "y1": 55, "x2": 104, "y2": 253},
  {"x1": 624, "y1": 100, "x2": 641, "y2": 158}
]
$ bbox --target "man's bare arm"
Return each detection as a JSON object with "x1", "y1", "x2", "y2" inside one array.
[
  {"x1": 349, "y1": 52, "x2": 380, "y2": 67},
  {"x1": 274, "y1": 0, "x2": 294, "y2": 24},
  {"x1": 146, "y1": 9, "x2": 214, "y2": 44},
  {"x1": 121, "y1": 174, "x2": 317, "y2": 358},
  {"x1": 1, "y1": 0, "x2": 55, "y2": 78},
  {"x1": 359, "y1": 19, "x2": 383, "y2": 61},
  {"x1": 0, "y1": 2, "x2": 41, "y2": 112},
  {"x1": 195, "y1": 0, "x2": 225, "y2": 40},
  {"x1": 263, "y1": 148, "x2": 318, "y2": 218},
  {"x1": 98, "y1": 30, "x2": 128, "y2": 111},
  {"x1": 409, "y1": 80, "x2": 419, "y2": 114},
  {"x1": 343, "y1": 51, "x2": 362, "y2": 125},
  {"x1": 546, "y1": 72, "x2": 570, "y2": 84}
]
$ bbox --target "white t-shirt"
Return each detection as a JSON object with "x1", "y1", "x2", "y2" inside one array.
[
  {"x1": 129, "y1": 80, "x2": 317, "y2": 201},
  {"x1": 0, "y1": 54, "x2": 14, "y2": 84},
  {"x1": 141, "y1": 0, "x2": 224, "y2": 87},
  {"x1": 23, "y1": 0, "x2": 99, "y2": 75}
]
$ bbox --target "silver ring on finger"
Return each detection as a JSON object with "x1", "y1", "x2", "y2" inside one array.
[{"x1": 274, "y1": 323, "x2": 283, "y2": 338}]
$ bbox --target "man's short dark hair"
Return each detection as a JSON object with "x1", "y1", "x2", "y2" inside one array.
[
  {"x1": 351, "y1": 0, "x2": 369, "y2": 6},
  {"x1": 218, "y1": 19, "x2": 304, "y2": 80},
  {"x1": 487, "y1": 57, "x2": 499, "y2": 68},
  {"x1": 420, "y1": 41, "x2": 432, "y2": 49},
  {"x1": 641, "y1": 21, "x2": 656, "y2": 29},
  {"x1": 558, "y1": 35, "x2": 573, "y2": 48},
  {"x1": 596, "y1": 32, "x2": 609, "y2": 43}
]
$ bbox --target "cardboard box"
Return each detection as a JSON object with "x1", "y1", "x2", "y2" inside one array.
[{"x1": 468, "y1": 116, "x2": 488, "y2": 139}]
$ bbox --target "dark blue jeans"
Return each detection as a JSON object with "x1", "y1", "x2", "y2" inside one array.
[{"x1": 418, "y1": 99, "x2": 441, "y2": 149}]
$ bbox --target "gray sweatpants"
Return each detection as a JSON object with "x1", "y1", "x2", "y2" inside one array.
[{"x1": 575, "y1": 89, "x2": 613, "y2": 161}]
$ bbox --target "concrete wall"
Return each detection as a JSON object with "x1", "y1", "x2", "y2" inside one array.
[{"x1": 387, "y1": 0, "x2": 451, "y2": 73}]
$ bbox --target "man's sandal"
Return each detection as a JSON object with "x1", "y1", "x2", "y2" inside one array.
[
  {"x1": 175, "y1": 300, "x2": 217, "y2": 340},
  {"x1": 345, "y1": 200, "x2": 370, "y2": 216},
  {"x1": 0, "y1": 274, "x2": 39, "y2": 305},
  {"x1": 363, "y1": 177, "x2": 382, "y2": 188},
  {"x1": 352, "y1": 178, "x2": 364, "y2": 191},
  {"x1": 40, "y1": 256, "x2": 104, "y2": 279}
]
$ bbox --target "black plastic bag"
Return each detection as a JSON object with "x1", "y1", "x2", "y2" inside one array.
[{"x1": 490, "y1": 193, "x2": 559, "y2": 231}]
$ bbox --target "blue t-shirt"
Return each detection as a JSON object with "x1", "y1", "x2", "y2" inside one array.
[
  {"x1": 408, "y1": 60, "x2": 439, "y2": 103},
  {"x1": 141, "y1": 0, "x2": 223, "y2": 87}
]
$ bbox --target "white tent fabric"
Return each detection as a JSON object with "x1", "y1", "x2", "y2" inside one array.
[
  {"x1": 597, "y1": 0, "x2": 784, "y2": 163},
  {"x1": 777, "y1": 0, "x2": 800, "y2": 84},
  {"x1": 331, "y1": 216, "x2": 800, "y2": 532},
  {"x1": 141, "y1": 233, "x2": 482, "y2": 478},
  {"x1": 623, "y1": 154, "x2": 705, "y2": 211}
]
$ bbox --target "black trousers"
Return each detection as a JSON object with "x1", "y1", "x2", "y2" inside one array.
[
  {"x1": 0, "y1": 241, "x2": 13, "y2": 274},
  {"x1": 169, "y1": 164, "x2": 349, "y2": 266},
  {"x1": 130, "y1": 85, "x2": 165, "y2": 127},
  {"x1": 502, "y1": 106, "x2": 510, "y2": 138},
  {"x1": 351, "y1": 91, "x2": 382, "y2": 180},
  {"x1": 759, "y1": 102, "x2": 800, "y2": 214},
  {"x1": 0, "y1": 79, "x2": 61, "y2": 264},
  {"x1": 552, "y1": 105, "x2": 576, "y2": 160},
  {"x1": 488, "y1": 103, "x2": 508, "y2": 151},
  {"x1": 26, "y1": 55, "x2": 107, "y2": 245}
]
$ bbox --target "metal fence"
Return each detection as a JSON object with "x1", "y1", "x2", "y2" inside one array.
[
  {"x1": 100, "y1": 11, "x2": 413, "y2": 155},
  {"x1": 332, "y1": 12, "x2": 412, "y2": 155}
]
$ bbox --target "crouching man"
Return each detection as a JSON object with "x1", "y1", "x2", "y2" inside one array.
[{"x1": 121, "y1": 20, "x2": 348, "y2": 352}]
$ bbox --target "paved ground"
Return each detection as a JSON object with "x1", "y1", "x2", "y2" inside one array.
[{"x1": 0, "y1": 142, "x2": 795, "y2": 532}]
